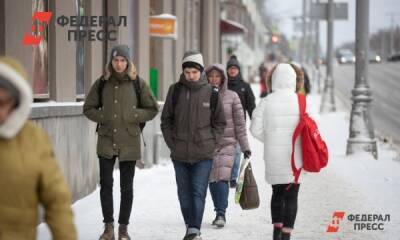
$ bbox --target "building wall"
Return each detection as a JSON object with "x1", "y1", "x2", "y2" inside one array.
[{"x1": 30, "y1": 104, "x2": 99, "y2": 203}]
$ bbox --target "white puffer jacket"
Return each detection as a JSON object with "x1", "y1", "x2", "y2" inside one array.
[{"x1": 250, "y1": 63, "x2": 316, "y2": 185}]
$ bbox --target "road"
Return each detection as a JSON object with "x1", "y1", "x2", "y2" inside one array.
[{"x1": 332, "y1": 62, "x2": 400, "y2": 144}]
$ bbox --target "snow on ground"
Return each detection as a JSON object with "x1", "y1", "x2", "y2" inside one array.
[{"x1": 37, "y1": 86, "x2": 400, "y2": 240}]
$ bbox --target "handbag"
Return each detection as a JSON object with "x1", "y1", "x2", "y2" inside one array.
[{"x1": 235, "y1": 158, "x2": 260, "y2": 210}]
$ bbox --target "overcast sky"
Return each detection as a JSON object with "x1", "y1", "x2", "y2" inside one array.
[{"x1": 266, "y1": 0, "x2": 400, "y2": 52}]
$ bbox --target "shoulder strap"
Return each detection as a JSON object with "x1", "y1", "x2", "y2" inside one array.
[
  {"x1": 297, "y1": 93, "x2": 306, "y2": 116},
  {"x1": 133, "y1": 76, "x2": 142, "y2": 108},
  {"x1": 290, "y1": 94, "x2": 307, "y2": 183},
  {"x1": 97, "y1": 76, "x2": 106, "y2": 109},
  {"x1": 171, "y1": 82, "x2": 183, "y2": 120},
  {"x1": 172, "y1": 82, "x2": 183, "y2": 109}
]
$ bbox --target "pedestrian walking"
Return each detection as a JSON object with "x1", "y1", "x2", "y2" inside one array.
[
  {"x1": 0, "y1": 56, "x2": 77, "y2": 240},
  {"x1": 206, "y1": 63, "x2": 251, "y2": 228},
  {"x1": 250, "y1": 63, "x2": 316, "y2": 240},
  {"x1": 226, "y1": 55, "x2": 256, "y2": 188},
  {"x1": 160, "y1": 50, "x2": 226, "y2": 240},
  {"x1": 83, "y1": 44, "x2": 159, "y2": 240}
]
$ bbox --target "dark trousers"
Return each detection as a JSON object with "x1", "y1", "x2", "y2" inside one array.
[
  {"x1": 99, "y1": 157, "x2": 136, "y2": 225},
  {"x1": 270, "y1": 184, "x2": 300, "y2": 229},
  {"x1": 209, "y1": 181, "x2": 229, "y2": 217},
  {"x1": 172, "y1": 159, "x2": 213, "y2": 231}
]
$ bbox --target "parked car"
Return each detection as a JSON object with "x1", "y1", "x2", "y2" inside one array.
[{"x1": 387, "y1": 52, "x2": 400, "y2": 62}]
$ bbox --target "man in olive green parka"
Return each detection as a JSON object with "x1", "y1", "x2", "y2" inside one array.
[{"x1": 83, "y1": 44, "x2": 159, "y2": 240}]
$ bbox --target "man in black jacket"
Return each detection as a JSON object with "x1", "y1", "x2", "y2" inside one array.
[{"x1": 226, "y1": 55, "x2": 256, "y2": 188}]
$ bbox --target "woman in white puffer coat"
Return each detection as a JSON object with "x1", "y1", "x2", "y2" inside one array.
[{"x1": 250, "y1": 63, "x2": 315, "y2": 240}]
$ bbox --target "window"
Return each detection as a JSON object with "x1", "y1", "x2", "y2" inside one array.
[
  {"x1": 32, "y1": 0, "x2": 49, "y2": 99},
  {"x1": 76, "y1": 0, "x2": 86, "y2": 99}
]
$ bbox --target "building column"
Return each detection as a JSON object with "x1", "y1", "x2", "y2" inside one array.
[
  {"x1": 3, "y1": 0, "x2": 33, "y2": 84},
  {"x1": 132, "y1": 0, "x2": 150, "y2": 82},
  {"x1": 151, "y1": 0, "x2": 174, "y2": 101},
  {"x1": 84, "y1": 0, "x2": 104, "y2": 95},
  {"x1": 201, "y1": 0, "x2": 220, "y2": 66},
  {"x1": 49, "y1": 0, "x2": 76, "y2": 101}
]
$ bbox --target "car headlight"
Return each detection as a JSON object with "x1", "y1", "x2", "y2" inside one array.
[
  {"x1": 341, "y1": 57, "x2": 346, "y2": 63},
  {"x1": 376, "y1": 56, "x2": 381, "y2": 62}
]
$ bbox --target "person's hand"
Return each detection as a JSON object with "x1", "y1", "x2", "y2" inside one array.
[{"x1": 243, "y1": 150, "x2": 251, "y2": 159}]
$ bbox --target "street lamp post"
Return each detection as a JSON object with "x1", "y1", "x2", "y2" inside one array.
[
  {"x1": 320, "y1": 0, "x2": 336, "y2": 112},
  {"x1": 346, "y1": 0, "x2": 378, "y2": 159}
]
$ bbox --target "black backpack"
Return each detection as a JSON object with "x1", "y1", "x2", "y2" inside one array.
[
  {"x1": 171, "y1": 82, "x2": 219, "y2": 127},
  {"x1": 96, "y1": 75, "x2": 146, "y2": 131}
]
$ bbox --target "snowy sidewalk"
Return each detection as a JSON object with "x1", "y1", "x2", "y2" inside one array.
[{"x1": 38, "y1": 95, "x2": 400, "y2": 240}]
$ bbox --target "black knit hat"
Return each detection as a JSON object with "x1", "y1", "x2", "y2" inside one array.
[
  {"x1": 226, "y1": 55, "x2": 241, "y2": 71},
  {"x1": 110, "y1": 44, "x2": 131, "y2": 63}
]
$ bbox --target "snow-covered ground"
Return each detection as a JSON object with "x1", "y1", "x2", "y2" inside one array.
[{"x1": 37, "y1": 86, "x2": 400, "y2": 240}]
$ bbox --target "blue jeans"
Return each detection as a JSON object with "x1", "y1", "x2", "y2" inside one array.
[
  {"x1": 209, "y1": 181, "x2": 229, "y2": 217},
  {"x1": 172, "y1": 159, "x2": 213, "y2": 231},
  {"x1": 231, "y1": 143, "x2": 242, "y2": 181}
]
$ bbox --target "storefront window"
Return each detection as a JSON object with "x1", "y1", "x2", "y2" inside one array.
[
  {"x1": 32, "y1": 0, "x2": 49, "y2": 99},
  {"x1": 76, "y1": 0, "x2": 86, "y2": 98}
]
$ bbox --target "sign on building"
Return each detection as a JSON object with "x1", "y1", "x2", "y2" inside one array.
[
  {"x1": 311, "y1": 2, "x2": 348, "y2": 20},
  {"x1": 149, "y1": 14, "x2": 177, "y2": 39}
]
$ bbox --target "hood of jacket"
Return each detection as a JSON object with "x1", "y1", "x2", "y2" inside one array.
[
  {"x1": 205, "y1": 63, "x2": 228, "y2": 92},
  {"x1": 103, "y1": 61, "x2": 137, "y2": 81},
  {"x1": 271, "y1": 63, "x2": 296, "y2": 91},
  {"x1": 0, "y1": 57, "x2": 32, "y2": 139}
]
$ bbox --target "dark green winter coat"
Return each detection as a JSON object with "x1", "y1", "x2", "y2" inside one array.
[
  {"x1": 160, "y1": 73, "x2": 226, "y2": 164},
  {"x1": 83, "y1": 62, "x2": 159, "y2": 161}
]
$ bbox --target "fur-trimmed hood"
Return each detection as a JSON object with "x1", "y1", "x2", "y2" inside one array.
[
  {"x1": 0, "y1": 58, "x2": 32, "y2": 139},
  {"x1": 103, "y1": 61, "x2": 137, "y2": 81}
]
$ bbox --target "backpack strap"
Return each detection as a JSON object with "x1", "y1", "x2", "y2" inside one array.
[
  {"x1": 97, "y1": 76, "x2": 106, "y2": 109},
  {"x1": 290, "y1": 94, "x2": 307, "y2": 184},
  {"x1": 133, "y1": 76, "x2": 142, "y2": 108},
  {"x1": 96, "y1": 76, "x2": 106, "y2": 132},
  {"x1": 171, "y1": 82, "x2": 183, "y2": 121}
]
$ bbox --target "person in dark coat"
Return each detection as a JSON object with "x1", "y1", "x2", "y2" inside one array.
[
  {"x1": 161, "y1": 50, "x2": 226, "y2": 240},
  {"x1": 226, "y1": 55, "x2": 256, "y2": 188}
]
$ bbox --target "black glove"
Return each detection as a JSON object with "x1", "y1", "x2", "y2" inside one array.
[{"x1": 243, "y1": 150, "x2": 251, "y2": 159}]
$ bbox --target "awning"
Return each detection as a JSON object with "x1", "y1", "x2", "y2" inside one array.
[{"x1": 220, "y1": 19, "x2": 247, "y2": 35}]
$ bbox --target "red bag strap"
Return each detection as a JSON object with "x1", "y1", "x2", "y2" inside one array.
[
  {"x1": 290, "y1": 94, "x2": 307, "y2": 183},
  {"x1": 298, "y1": 94, "x2": 306, "y2": 116}
]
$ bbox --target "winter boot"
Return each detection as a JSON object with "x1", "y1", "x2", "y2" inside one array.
[
  {"x1": 213, "y1": 215, "x2": 226, "y2": 228},
  {"x1": 281, "y1": 232, "x2": 291, "y2": 240},
  {"x1": 273, "y1": 226, "x2": 282, "y2": 240},
  {"x1": 118, "y1": 224, "x2": 131, "y2": 240},
  {"x1": 183, "y1": 233, "x2": 202, "y2": 240},
  {"x1": 99, "y1": 222, "x2": 115, "y2": 240}
]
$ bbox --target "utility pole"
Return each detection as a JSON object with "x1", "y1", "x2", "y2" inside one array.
[
  {"x1": 386, "y1": 13, "x2": 400, "y2": 55},
  {"x1": 300, "y1": 0, "x2": 307, "y2": 64},
  {"x1": 347, "y1": 0, "x2": 378, "y2": 159},
  {"x1": 320, "y1": 0, "x2": 336, "y2": 112},
  {"x1": 314, "y1": 0, "x2": 321, "y2": 93}
]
